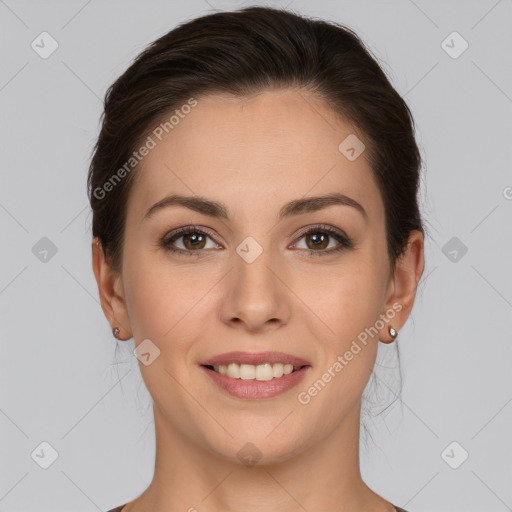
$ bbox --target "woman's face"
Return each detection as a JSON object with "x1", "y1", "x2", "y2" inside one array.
[{"x1": 99, "y1": 89, "x2": 422, "y2": 463}]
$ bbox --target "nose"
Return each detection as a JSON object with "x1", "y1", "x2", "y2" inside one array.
[{"x1": 218, "y1": 247, "x2": 292, "y2": 333}]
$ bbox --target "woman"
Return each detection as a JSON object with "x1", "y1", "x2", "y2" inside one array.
[{"x1": 89, "y1": 6, "x2": 425, "y2": 512}]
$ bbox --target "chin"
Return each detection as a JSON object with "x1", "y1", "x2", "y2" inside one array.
[{"x1": 202, "y1": 428, "x2": 310, "y2": 468}]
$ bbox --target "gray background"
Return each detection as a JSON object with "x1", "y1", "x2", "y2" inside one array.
[{"x1": 0, "y1": 1, "x2": 511, "y2": 511}]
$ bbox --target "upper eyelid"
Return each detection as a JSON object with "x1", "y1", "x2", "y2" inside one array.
[
  {"x1": 163, "y1": 226, "x2": 217, "y2": 246},
  {"x1": 294, "y1": 223, "x2": 346, "y2": 237}
]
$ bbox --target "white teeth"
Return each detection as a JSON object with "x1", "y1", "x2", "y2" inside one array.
[
  {"x1": 240, "y1": 364, "x2": 256, "y2": 380},
  {"x1": 211, "y1": 362, "x2": 302, "y2": 380},
  {"x1": 273, "y1": 363, "x2": 284, "y2": 378},
  {"x1": 255, "y1": 363, "x2": 273, "y2": 381}
]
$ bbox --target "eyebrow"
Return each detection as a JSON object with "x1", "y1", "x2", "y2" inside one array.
[{"x1": 142, "y1": 192, "x2": 368, "y2": 223}]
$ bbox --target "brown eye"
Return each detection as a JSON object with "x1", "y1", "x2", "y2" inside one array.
[
  {"x1": 162, "y1": 226, "x2": 220, "y2": 256},
  {"x1": 292, "y1": 225, "x2": 354, "y2": 257},
  {"x1": 304, "y1": 232, "x2": 330, "y2": 250},
  {"x1": 181, "y1": 232, "x2": 207, "y2": 250}
]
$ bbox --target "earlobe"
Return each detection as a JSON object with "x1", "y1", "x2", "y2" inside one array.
[
  {"x1": 380, "y1": 325, "x2": 398, "y2": 344},
  {"x1": 91, "y1": 237, "x2": 132, "y2": 340},
  {"x1": 379, "y1": 230, "x2": 425, "y2": 343}
]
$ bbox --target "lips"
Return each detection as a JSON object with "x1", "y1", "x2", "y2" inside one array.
[
  {"x1": 201, "y1": 351, "x2": 311, "y2": 367},
  {"x1": 201, "y1": 363, "x2": 310, "y2": 399}
]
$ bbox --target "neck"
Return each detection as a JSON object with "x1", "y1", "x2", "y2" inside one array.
[{"x1": 125, "y1": 403, "x2": 394, "y2": 512}]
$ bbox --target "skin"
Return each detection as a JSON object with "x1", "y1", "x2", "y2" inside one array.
[{"x1": 92, "y1": 88, "x2": 424, "y2": 512}]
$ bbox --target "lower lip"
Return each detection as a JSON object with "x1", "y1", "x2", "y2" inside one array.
[{"x1": 201, "y1": 365, "x2": 310, "y2": 400}]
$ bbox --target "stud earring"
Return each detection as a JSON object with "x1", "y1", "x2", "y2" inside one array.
[
  {"x1": 112, "y1": 327, "x2": 121, "y2": 340},
  {"x1": 380, "y1": 326, "x2": 398, "y2": 344}
]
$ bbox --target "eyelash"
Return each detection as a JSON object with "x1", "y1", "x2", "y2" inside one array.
[{"x1": 160, "y1": 224, "x2": 354, "y2": 258}]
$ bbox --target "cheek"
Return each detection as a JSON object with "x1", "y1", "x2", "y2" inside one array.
[
  {"x1": 311, "y1": 259, "x2": 385, "y2": 338},
  {"x1": 122, "y1": 248, "x2": 179, "y2": 340},
  {"x1": 304, "y1": 255, "x2": 387, "y2": 391},
  {"x1": 296, "y1": 270, "x2": 384, "y2": 415},
  {"x1": 122, "y1": 247, "x2": 215, "y2": 347}
]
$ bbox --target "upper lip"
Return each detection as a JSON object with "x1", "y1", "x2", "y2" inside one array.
[{"x1": 201, "y1": 351, "x2": 311, "y2": 367}]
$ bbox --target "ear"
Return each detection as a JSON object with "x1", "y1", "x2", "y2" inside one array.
[
  {"x1": 378, "y1": 230, "x2": 425, "y2": 342},
  {"x1": 91, "y1": 237, "x2": 132, "y2": 340}
]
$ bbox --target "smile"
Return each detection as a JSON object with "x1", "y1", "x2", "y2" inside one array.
[
  {"x1": 205, "y1": 362, "x2": 304, "y2": 381},
  {"x1": 201, "y1": 364, "x2": 310, "y2": 400}
]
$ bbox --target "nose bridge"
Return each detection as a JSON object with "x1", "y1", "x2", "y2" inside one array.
[{"x1": 222, "y1": 235, "x2": 290, "y2": 330}]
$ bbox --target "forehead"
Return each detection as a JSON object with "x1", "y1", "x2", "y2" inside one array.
[{"x1": 128, "y1": 89, "x2": 383, "y2": 223}]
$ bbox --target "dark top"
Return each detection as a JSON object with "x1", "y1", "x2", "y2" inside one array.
[{"x1": 107, "y1": 504, "x2": 409, "y2": 511}]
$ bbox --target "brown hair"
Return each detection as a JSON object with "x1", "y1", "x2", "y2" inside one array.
[{"x1": 87, "y1": 5, "x2": 425, "y2": 276}]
